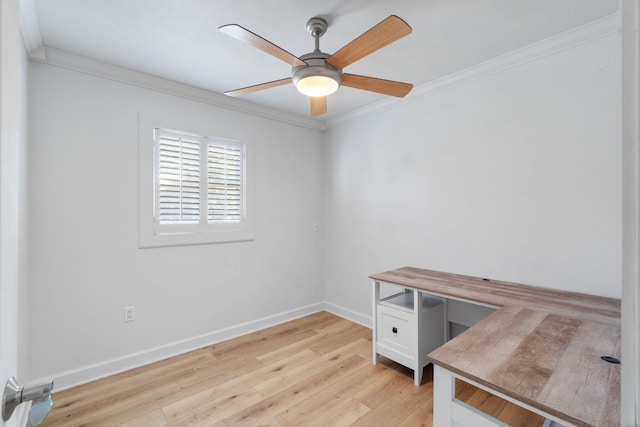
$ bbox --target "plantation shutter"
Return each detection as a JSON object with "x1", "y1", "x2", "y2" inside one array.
[
  {"x1": 207, "y1": 143, "x2": 243, "y2": 222},
  {"x1": 157, "y1": 136, "x2": 201, "y2": 224}
]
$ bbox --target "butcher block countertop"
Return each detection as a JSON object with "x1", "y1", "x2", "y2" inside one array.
[{"x1": 369, "y1": 267, "x2": 621, "y2": 427}]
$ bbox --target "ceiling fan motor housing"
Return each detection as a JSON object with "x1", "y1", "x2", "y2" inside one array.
[
  {"x1": 292, "y1": 52, "x2": 343, "y2": 92},
  {"x1": 292, "y1": 18, "x2": 342, "y2": 96}
]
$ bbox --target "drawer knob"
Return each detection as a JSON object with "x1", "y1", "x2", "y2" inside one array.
[{"x1": 392, "y1": 327, "x2": 398, "y2": 334}]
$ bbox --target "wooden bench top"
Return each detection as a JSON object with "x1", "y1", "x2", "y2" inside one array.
[{"x1": 369, "y1": 267, "x2": 621, "y2": 427}]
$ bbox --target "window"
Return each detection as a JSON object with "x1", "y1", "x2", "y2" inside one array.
[
  {"x1": 138, "y1": 125, "x2": 253, "y2": 248},
  {"x1": 155, "y1": 129, "x2": 245, "y2": 231}
]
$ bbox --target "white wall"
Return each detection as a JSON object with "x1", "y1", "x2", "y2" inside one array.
[
  {"x1": 323, "y1": 32, "x2": 622, "y2": 321},
  {"x1": 26, "y1": 63, "x2": 324, "y2": 386}
]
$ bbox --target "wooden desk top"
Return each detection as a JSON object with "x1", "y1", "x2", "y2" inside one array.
[
  {"x1": 370, "y1": 266, "x2": 620, "y2": 325},
  {"x1": 369, "y1": 267, "x2": 621, "y2": 427}
]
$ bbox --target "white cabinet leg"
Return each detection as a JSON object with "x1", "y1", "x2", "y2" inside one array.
[
  {"x1": 414, "y1": 289, "x2": 421, "y2": 386},
  {"x1": 415, "y1": 367, "x2": 423, "y2": 386},
  {"x1": 443, "y1": 298, "x2": 450, "y2": 342},
  {"x1": 371, "y1": 280, "x2": 380, "y2": 365},
  {"x1": 433, "y1": 365, "x2": 455, "y2": 427}
]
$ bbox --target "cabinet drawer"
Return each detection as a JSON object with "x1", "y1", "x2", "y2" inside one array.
[{"x1": 376, "y1": 305, "x2": 413, "y2": 355}]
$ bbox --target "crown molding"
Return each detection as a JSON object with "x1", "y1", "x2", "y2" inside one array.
[
  {"x1": 19, "y1": 0, "x2": 42, "y2": 53},
  {"x1": 326, "y1": 12, "x2": 621, "y2": 128},
  {"x1": 30, "y1": 46, "x2": 327, "y2": 132},
  {"x1": 26, "y1": 12, "x2": 619, "y2": 132}
]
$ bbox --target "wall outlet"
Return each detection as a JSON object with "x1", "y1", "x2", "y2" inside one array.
[{"x1": 124, "y1": 306, "x2": 135, "y2": 322}]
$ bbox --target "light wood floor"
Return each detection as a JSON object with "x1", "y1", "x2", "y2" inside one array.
[{"x1": 43, "y1": 312, "x2": 544, "y2": 426}]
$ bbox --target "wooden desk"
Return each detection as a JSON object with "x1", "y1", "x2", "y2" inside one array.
[{"x1": 369, "y1": 267, "x2": 621, "y2": 427}]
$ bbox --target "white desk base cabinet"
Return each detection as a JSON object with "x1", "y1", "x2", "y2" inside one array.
[{"x1": 372, "y1": 280, "x2": 445, "y2": 386}]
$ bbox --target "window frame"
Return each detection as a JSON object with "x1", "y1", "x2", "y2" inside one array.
[{"x1": 138, "y1": 115, "x2": 254, "y2": 248}]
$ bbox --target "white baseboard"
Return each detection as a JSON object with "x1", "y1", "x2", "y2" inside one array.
[
  {"x1": 323, "y1": 302, "x2": 372, "y2": 329},
  {"x1": 50, "y1": 302, "x2": 324, "y2": 391},
  {"x1": 46, "y1": 301, "x2": 370, "y2": 392}
]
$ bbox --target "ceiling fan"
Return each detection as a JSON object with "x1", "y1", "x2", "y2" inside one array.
[{"x1": 219, "y1": 15, "x2": 413, "y2": 116}]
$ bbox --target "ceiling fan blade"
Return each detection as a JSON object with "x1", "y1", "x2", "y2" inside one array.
[
  {"x1": 342, "y1": 74, "x2": 413, "y2": 97},
  {"x1": 224, "y1": 78, "x2": 292, "y2": 97},
  {"x1": 326, "y1": 15, "x2": 411, "y2": 69},
  {"x1": 310, "y1": 96, "x2": 327, "y2": 116},
  {"x1": 219, "y1": 24, "x2": 306, "y2": 67}
]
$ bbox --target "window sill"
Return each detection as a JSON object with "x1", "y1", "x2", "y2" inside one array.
[{"x1": 138, "y1": 228, "x2": 254, "y2": 248}]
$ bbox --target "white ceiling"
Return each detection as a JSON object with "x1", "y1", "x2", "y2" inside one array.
[{"x1": 28, "y1": 0, "x2": 618, "y2": 121}]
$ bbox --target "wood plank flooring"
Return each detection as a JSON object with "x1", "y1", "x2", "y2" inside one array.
[{"x1": 42, "y1": 312, "x2": 544, "y2": 426}]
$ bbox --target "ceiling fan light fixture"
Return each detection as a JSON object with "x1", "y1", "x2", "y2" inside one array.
[
  {"x1": 292, "y1": 61, "x2": 342, "y2": 97},
  {"x1": 295, "y1": 75, "x2": 339, "y2": 97}
]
